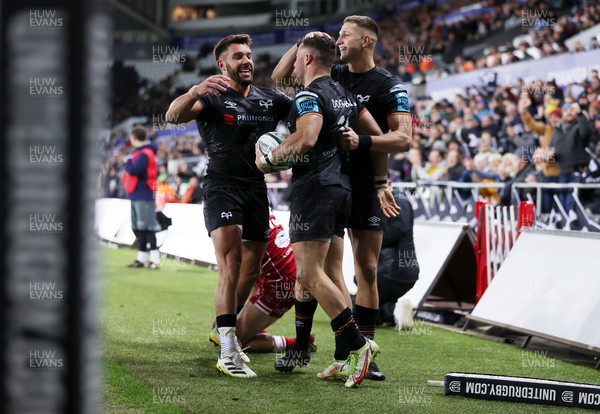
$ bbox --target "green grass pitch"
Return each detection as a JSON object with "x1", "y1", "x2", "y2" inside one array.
[{"x1": 101, "y1": 246, "x2": 598, "y2": 413}]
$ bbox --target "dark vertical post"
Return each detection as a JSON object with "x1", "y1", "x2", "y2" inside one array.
[{"x1": 0, "y1": 0, "x2": 109, "y2": 412}]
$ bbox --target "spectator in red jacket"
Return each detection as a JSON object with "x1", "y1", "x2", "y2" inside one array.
[{"x1": 123, "y1": 126, "x2": 161, "y2": 269}]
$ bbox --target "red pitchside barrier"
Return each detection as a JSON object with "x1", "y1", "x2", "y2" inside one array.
[{"x1": 474, "y1": 201, "x2": 535, "y2": 302}]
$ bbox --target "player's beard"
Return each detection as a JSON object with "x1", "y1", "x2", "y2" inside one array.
[
  {"x1": 338, "y1": 45, "x2": 358, "y2": 64},
  {"x1": 226, "y1": 62, "x2": 253, "y2": 87}
]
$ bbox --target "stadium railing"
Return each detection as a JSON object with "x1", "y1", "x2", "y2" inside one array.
[
  {"x1": 267, "y1": 181, "x2": 600, "y2": 226},
  {"x1": 513, "y1": 182, "x2": 600, "y2": 213}
]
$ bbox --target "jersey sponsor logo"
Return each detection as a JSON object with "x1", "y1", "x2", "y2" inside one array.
[
  {"x1": 236, "y1": 114, "x2": 275, "y2": 125},
  {"x1": 296, "y1": 95, "x2": 319, "y2": 116},
  {"x1": 224, "y1": 113, "x2": 234, "y2": 126},
  {"x1": 224, "y1": 100, "x2": 237, "y2": 109},
  {"x1": 221, "y1": 211, "x2": 233, "y2": 220},
  {"x1": 331, "y1": 99, "x2": 357, "y2": 109},
  {"x1": 259, "y1": 99, "x2": 273, "y2": 110},
  {"x1": 357, "y1": 94, "x2": 370, "y2": 103}
]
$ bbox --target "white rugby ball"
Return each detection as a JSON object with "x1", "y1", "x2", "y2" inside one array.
[{"x1": 257, "y1": 131, "x2": 291, "y2": 171}]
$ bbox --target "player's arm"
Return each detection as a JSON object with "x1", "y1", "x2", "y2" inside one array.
[
  {"x1": 165, "y1": 75, "x2": 230, "y2": 123},
  {"x1": 385, "y1": 111, "x2": 412, "y2": 150},
  {"x1": 271, "y1": 32, "x2": 331, "y2": 86},
  {"x1": 340, "y1": 110, "x2": 412, "y2": 153},
  {"x1": 356, "y1": 110, "x2": 401, "y2": 217},
  {"x1": 343, "y1": 110, "x2": 392, "y2": 201},
  {"x1": 371, "y1": 150, "x2": 400, "y2": 218},
  {"x1": 271, "y1": 44, "x2": 298, "y2": 85},
  {"x1": 255, "y1": 114, "x2": 323, "y2": 173},
  {"x1": 337, "y1": 109, "x2": 400, "y2": 217},
  {"x1": 342, "y1": 80, "x2": 413, "y2": 152}
]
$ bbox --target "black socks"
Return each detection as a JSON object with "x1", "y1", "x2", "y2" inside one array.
[
  {"x1": 294, "y1": 299, "x2": 318, "y2": 351},
  {"x1": 331, "y1": 308, "x2": 365, "y2": 357},
  {"x1": 354, "y1": 304, "x2": 379, "y2": 341}
]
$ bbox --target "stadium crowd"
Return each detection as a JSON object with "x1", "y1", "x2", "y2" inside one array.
[
  {"x1": 99, "y1": 131, "x2": 207, "y2": 202},
  {"x1": 101, "y1": 0, "x2": 600, "y2": 214},
  {"x1": 101, "y1": 67, "x2": 600, "y2": 213},
  {"x1": 393, "y1": 72, "x2": 600, "y2": 213},
  {"x1": 109, "y1": 1, "x2": 600, "y2": 126},
  {"x1": 376, "y1": 0, "x2": 600, "y2": 81}
]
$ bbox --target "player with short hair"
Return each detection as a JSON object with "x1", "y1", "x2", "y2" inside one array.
[
  {"x1": 271, "y1": 16, "x2": 412, "y2": 381},
  {"x1": 166, "y1": 34, "x2": 292, "y2": 378},
  {"x1": 256, "y1": 34, "x2": 392, "y2": 388}
]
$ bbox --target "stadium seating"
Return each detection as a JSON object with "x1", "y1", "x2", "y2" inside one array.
[{"x1": 123, "y1": 59, "x2": 183, "y2": 84}]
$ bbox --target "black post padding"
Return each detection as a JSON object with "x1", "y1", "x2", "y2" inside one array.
[{"x1": 0, "y1": 1, "x2": 109, "y2": 413}]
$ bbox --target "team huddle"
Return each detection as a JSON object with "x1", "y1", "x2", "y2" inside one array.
[{"x1": 166, "y1": 15, "x2": 412, "y2": 388}]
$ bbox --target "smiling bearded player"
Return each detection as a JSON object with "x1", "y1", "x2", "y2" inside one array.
[{"x1": 166, "y1": 34, "x2": 292, "y2": 378}]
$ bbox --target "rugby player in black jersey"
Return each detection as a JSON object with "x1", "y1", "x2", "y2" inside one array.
[
  {"x1": 166, "y1": 34, "x2": 292, "y2": 378},
  {"x1": 272, "y1": 17, "x2": 412, "y2": 381},
  {"x1": 255, "y1": 34, "x2": 397, "y2": 388}
]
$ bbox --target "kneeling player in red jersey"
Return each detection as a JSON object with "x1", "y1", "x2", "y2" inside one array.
[{"x1": 210, "y1": 213, "x2": 316, "y2": 353}]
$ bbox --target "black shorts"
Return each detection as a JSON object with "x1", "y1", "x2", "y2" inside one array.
[
  {"x1": 347, "y1": 184, "x2": 386, "y2": 231},
  {"x1": 203, "y1": 186, "x2": 269, "y2": 242},
  {"x1": 289, "y1": 183, "x2": 351, "y2": 243}
]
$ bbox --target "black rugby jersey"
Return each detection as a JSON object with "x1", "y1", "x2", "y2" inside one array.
[
  {"x1": 196, "y1": 86, "x2": 292, "y2": 189},
  {"x1": 331, "y1": 64, "x2": 410, "y2": 189},
  {"x1": 288, "y1": 76, "x2": 365, "y2": 189}
]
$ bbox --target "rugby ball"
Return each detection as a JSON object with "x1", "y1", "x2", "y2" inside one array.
[{"x1": 257, "y1": 131, "x2": 291, "y2": 171}]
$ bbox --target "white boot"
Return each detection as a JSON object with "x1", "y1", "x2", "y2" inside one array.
[{"x1": 216, "y1": 327, "x2": 256, "y2": 378}]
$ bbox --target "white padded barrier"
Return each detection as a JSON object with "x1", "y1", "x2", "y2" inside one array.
[
  {"x1": 95, "y1": 198, "x2": 134, "y2": 245},
  {"x1": 469, "y1": 228, "x2": 600, "y2": 352},
  {"x1": 159, "y1": 203, "x2": 216, "y2": 265},
  {"x1": 96, "y1": 200, "x2": 476, "y2": 305},
  {"x1": 406, "y1": 222, "x2": 474, "y2": 308}
]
